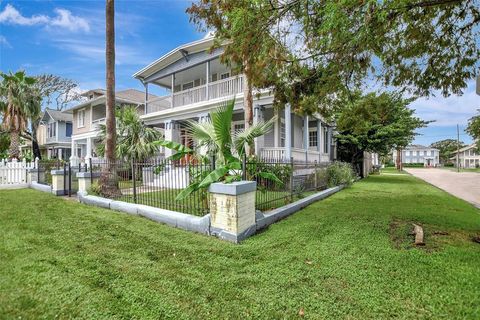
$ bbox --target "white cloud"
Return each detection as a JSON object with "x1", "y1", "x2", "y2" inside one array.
[
  {"x1": 0, "y1": 35, "x2": 11, "y2": 48},
  {"x1": 410, "y1": 81, "x2": 480, "y2": 127},
  {"x1": 0, "y1": 4, "x2": 89, "y2": 32},
  {"x1": 52, "y1": 39, "x2": 150, "y2": 66}
]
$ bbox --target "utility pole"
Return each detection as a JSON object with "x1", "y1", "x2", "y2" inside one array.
[{"x1": 456, "y1": 124, "x2": 460, "y2": 173}]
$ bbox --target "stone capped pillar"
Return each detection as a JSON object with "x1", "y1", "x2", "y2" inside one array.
[
  {"x1": 51, "y1": 169, "x2": 66, "y2": 196},
  {"x1": 209, "y1": 181, "x2": 257, "y2": 243}
]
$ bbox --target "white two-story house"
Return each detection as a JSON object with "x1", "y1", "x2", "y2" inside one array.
[
  {"x1": 67, "y1": 88, "x2": 156, "y2": 164},
  {"x1": 392, "y1": 145, "x2": 440, "y2": 167},
  {"x1": 451, "y1": 143, "x2": 480, "y2": 168},
  {"x1": 133, "y1": 37, "x2": 335, "y2": 163}
]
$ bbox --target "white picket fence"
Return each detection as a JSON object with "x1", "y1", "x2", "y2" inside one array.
[{"x1": 0, "y1": 158, "x2": 36, "y2": 185}]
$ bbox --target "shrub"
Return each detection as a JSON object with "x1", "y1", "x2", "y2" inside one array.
[
  {"x1": 443, "y1": 163, "x2": 454, "y2": 167},
  {"x1": 402, "y1": 163, "x2": 425, "y2": 168},
  {"x1": 325, "y1": 161, "x2": 355, "y2": 188},
  {"x1": 88, "y1": 181, "x2": 101, "y2": 196},
  {"x1": 246, "y1": 156, "x2": 292, "y2": 190}
]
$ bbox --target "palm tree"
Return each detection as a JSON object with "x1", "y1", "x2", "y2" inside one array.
[
  {"x1": 156, "y1": 99, "x2": 280, "y2": 200},
  {"x1": 101, "y1": 0, "x2": 119, "y2": 197},
  {"x1": 0, "y1": 71, "x2": 41, "y2": 159},
  {"x1": 97, "y1": 105, "x2": 162, "y2": 161}
]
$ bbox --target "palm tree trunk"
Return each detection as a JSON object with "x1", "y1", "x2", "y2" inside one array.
[
  {"x1": 101, "y1": 0, "x2": 121, "y2": 197},
  {"x1": 31, "y1": 118, "x2": 42, "y2": 159},
  {"x1": 243, "y1": 59, "x2": 254, "y2": 155},
  {"x1": 8, "y1": 129, "x2": 20, "y2": 160}
]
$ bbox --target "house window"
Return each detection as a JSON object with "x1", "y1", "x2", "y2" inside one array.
[
  {"x1": 66, "y1": 123, "x2": 72, "y2": 137},
  {"x1": 220, "y1": 72, "x2": 230, "y2": 80},
  {"x1": 182, "y1": 82, "x2": 194, "y2": 90},
  {"x1": 232, "y1": 122, "x2": 244, "y2": 134},
  {"x1": 309, "y1": 130, "x2": 318, "y2": 147},
  {"x1": 48, "y1": 122, "x2": 56, "y2": 138},
  {"x1": 77, "y1": 109, "x2": 85, "y2": 128}
]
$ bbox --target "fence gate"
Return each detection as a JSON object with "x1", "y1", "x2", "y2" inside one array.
[{"x1": 64, "y1": 162, "x2": 83, "y2": 196}]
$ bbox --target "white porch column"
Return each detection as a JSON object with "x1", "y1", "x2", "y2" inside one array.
[
  {"x1": 206, "y1": 61, "x2": 210, "y2": 99},
  {"x1": 144, "y1": 82, "x2": 149, "y2": 114},
  {"x1": 198, "y1": 114, "x2": 209, "y2": 156},
  {"x1": 284, "y1": 103, "x2": 292, "y2": 161},
  {"x1": 254, "y1": 104, "x2": 264, "y2": 156},
  {"x1": 85, "y1": 137, "x2": 92, "y2": 162},
  {"x1": 164, "y1": 120, "x2": 181, "y2": 158},
  {"x1": 171, "y1": 73, "x2": 175, "y2": 108},
  {"x1": 317, "y1": 120, "x2": 322, "y2": 162},
  {"x1": 58, "y1": 148, "x2": 63, "y2": 160},
  {"x1": 303, "y1": 115, "x2": 309, "y2": 162},
  {"x1": 70, "y1": 139, "x2": 79, "y2": 166}
]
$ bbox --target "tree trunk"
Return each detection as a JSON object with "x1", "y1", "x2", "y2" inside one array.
[
  {"x1": 31, "y1": 118, "x2": 42, "y2": 159},
  {"x1": 101, "y1": 0, "x2": 121, "y2": 197},
  {"x1": 243, "y1": 60, "x2": 254, "y2": 155},
  {"x1": 8, "y1": 129, "x2": 20, "y2": 160},
  {"x1": 396, "y1": 148, "x2": 402, "y2": 170}
]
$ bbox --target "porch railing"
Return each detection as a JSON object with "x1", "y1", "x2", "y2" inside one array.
[
  {"x1": 208, "y1": 75, "x2": 244, "y2": 100},
  {"x1": 260, "y1": 147, "x2": 329, "y2": 163},
  {"x1": 173, "y1": 85, "x2": 207, "y2": 107}
]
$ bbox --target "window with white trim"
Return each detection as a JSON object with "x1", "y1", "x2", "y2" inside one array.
[
  {"x1": 77, "y1": 109, "x2": 85, "y2": 128},
  {"x1": 220, "y1": 72, "x2": 230, "y2": 80},
  {"x1": 309, "y1": 129, "x2": 318, "y2": 147}
]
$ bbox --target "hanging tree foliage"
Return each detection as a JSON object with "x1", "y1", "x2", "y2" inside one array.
[{"x1": 188, "y1": 0, "x2": 480, "y2": 116}]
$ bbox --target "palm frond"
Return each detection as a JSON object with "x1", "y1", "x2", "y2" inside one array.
[{"x1": 233, "y1": 116, "x2": 276, "y2": 156}]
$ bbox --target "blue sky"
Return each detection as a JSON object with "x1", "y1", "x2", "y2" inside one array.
[{"x1": 0, "y1": 0, "x2": 478, "y2": 146}]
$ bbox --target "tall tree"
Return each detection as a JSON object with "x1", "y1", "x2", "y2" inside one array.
[
  {"x1": 187, "y1": 1, "x2": 285, "y2": 154},
  {"x1": 335, "y1": 91, "x2": 428, "y2": 173},
  {"x1": 105, "y1": 0, "x2": 116, "y2": 163},
  {"x1": 466, "y1": 109, "x2": 480, "y2": 149},
  {"x1": 188, "y1": 0, "x2": 480, "y2": 116},
  {"x1": 31, "y1": 75, "x2": 83, "y2": 159},
  {"x1": 100, "y1": 0, "x2": 119, "y2": 197},
  {"x1": 0, "y1": 71, "x2": 41, "y2": 159},
  {"x1": 430, "y1": 139, "x2": 466, "y2": 164}
]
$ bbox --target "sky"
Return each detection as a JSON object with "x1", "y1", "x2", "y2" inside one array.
[{"x1": 0, "y1": 0, "x2": 478, "y2": 146}]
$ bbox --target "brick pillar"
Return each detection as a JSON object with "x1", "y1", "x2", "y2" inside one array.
[{"x1": 209, "y1": 181, "x2": 257, "y2": 243}]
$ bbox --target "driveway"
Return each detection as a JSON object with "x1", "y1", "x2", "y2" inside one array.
[{"x1": 404, "y1": 168, "x2": 480, "y2": 209}]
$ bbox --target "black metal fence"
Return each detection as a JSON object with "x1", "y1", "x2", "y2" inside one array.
[
  {"x1": 89, "y1": 158, "x2": 212, "y2": 216},
  {"x1": 37, "y1": 159, "x2": 87, "y2": 196},
  {"x1": 245, "y1": 158, "x2": 328, "y2": 211}
]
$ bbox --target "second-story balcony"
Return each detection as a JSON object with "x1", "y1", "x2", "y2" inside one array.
[{"x1": 146, "y1": 75, "x2": 244, "y2": 114}]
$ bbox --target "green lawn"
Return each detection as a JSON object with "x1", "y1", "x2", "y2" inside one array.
[
  {"x1": 442, "y1": 167, "x2": 480, "y2": 173},
  {"x1": 1, "y1": 174, "x2": 480, "y2": 319}
]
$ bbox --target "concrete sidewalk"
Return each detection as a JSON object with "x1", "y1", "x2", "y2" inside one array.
[{"x1": 404, "y1": 168, "x2": 480, "y2": 209}]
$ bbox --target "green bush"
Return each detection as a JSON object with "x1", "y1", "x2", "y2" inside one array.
[
  {"x1": 88, "y1": 181, "x2": 101, "y2": 196},
  {"x1": 443, "y1": 163, "x2": 454, "y2": 167},
  {"x1": 246, "y1": 156, "x2": 292, "y2": 190},
  {"x1": 325, "y1": 161, "x2": 355, "y2": 188},
  {"x1": 402, "y1": 163, "x2": 425, "y2": 168}
]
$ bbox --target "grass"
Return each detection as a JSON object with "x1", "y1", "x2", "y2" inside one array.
[
  {"x1": 441, "y1": 167, "x2": 480, "y2": 173},
  {"x1": 1, "y1": 174, "x2": 480, "y2": 319}
]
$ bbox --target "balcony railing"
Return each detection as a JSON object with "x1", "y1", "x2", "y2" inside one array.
[
  {"x1": 260, "y1": 147, "x2": 329, "y2": 163},
  {"x1": 145, "y1": 75, "x2": 244, "y2": 114}
]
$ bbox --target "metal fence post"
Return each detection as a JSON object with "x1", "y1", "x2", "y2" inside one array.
[
  {"x1": 314, "y1": 160, "x2": 318, "y2": 189},
  {"x1": 242, "y1": 153, "x2": 247, "y2": 180},
  {"x1": 68, "y1": 162, "x2": 72, "y2": 197},
  {"x1": 290, "y1": 157, "x2": 294, "y2": 201},
  {"x1": 89, "y1": 158, "x2": 93, "y2": 185},
  {"x1": 132, "y1": 159, "x2": 137, "y2": 204}
]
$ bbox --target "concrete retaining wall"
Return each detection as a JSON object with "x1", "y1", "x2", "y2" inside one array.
[
  {"x1": 29, "y1": 182, "x2": 52, "y2": 193},
  {"x1": 256, "y1": 185, "x2": 344, "y2": 230},
  {"x1": 77, "y1": 193, "x2": 210, "y2": 235}
]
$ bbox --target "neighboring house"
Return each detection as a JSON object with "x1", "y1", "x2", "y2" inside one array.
[
  {"x1": 451, "y1": 143, "x2": 480, "y2": 168},
  {"x1": 133, "y1": 36, "x2": 335, "y2": 163},
  {"x1": 392, "y1": 145, "x2": 440, "y2": 167},
  {"x1": 66, "y1": 89, "x2": 155, "y2": 164},
  {"x1": 39, "y1": 108, "x2": 73, "y2": 160},
  {"x1": 19, "y1": 122, "x2": 47, "y2": 158}
]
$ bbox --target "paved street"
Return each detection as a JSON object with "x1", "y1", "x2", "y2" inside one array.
[{"x1": 404, "y1": 168, "x2": 480, "y2": 209}]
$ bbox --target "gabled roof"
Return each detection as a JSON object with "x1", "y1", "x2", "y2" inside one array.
[
  {"x1": 133, "y1": 36, "x2": 215, "y2": 80},
  {"x1": 64, "y1": 89, "x2": 157, "y2": 112},
  {"x1": 455, "y1": 143, "x2": 478, "y2": 153},
  {"x1": 42, "y1": 108, "x2": 73, "y2": 123}
]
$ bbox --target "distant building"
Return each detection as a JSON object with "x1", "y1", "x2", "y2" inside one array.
[
  {"x1": 392, "y1": 145, "x2": 440, "y2": 167},
  {"x1": 451, "y1": 143, "x2": 479, "y2": 168}
]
